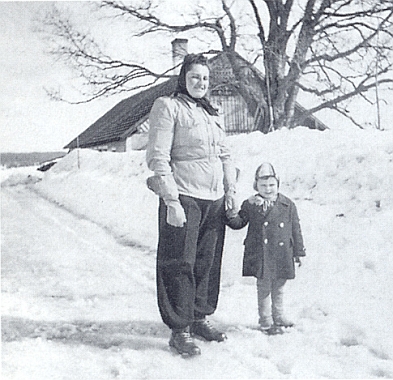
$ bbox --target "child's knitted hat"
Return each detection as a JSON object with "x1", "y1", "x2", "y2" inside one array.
[{"x1": 253, "y1": 162, "x2": 280, "y2": 191}]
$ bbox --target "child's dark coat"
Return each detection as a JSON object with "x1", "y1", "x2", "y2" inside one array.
[{"x1": 226, "y1": 193, "x2": 305, "y2": 279}]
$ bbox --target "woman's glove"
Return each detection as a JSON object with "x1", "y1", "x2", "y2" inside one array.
[
  {"x1": 295, "y1": 257, "x2": 302, "y2": 267},
  {"x1": 166, "y1": 200, "x2": 187, "y2": 227},
  {"x1": 146, "y1": 175, "x2": 178, "y2": 201}
]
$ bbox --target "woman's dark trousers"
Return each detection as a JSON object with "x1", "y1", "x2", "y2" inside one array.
[{"x1": 156, "y1": 195, "x2": 226, "y2": 330}]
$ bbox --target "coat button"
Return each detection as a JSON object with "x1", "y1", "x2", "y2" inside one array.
[
  {"x1": 279, "y1": 242, "x2": 284, "y2": 246},
  {"x1": 264, "y1": 239, "x2": 268, "y2": 244},
  {"x1": 279, "y1": 222, "x2": 284, "y2": 228},
  {"x1": 264, "y1": 222, "x2": 268, "y2": 226}
]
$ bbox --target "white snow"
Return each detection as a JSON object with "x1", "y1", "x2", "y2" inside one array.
[{"x1": 2, "y1": 127, "x2": 393, "y2": 379}]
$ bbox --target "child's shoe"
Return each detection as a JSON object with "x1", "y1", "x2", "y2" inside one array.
[
  {"x1": 273, "y1": 316, "x2": 294, "y2": 328},
  {"x1": 260, "y1": 325, "x2": 284, "y2": 335}
]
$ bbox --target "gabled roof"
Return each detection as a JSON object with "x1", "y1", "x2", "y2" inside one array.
[
  {"x1": 64, "y1": 77, "x2": 178, "y2": 149},
  {"x1": 65, "y1": 51, "x2": 327, "y2": 150}
]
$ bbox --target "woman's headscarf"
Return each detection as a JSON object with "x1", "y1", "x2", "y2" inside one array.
[{"x1": 174, "y1": 54, "x2": 219, "y2": 116}]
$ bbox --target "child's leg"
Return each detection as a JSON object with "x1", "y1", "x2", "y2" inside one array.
[
  {"x1": 256, "y1": 276, "x2": 273, "y2": 329},
  {"x1": 272, "y1": 279, "x2": 293, "y2": 327},
  {"x1": 271, "y1": 278, "x2": 286, "y2": 320}
]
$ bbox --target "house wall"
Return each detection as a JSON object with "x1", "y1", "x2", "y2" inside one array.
[
  {"x1": 211, "y1": 93, "x2": 257, "y2": 135},
  {"x1": 90, "y1": 140, "x2": 127, "y2": 152},
  {"x1": 126, "y1": 133, "x2": 148, "y2": 151}
]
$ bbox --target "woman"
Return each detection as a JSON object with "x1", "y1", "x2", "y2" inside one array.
[{"x1": 146, "y1": 54, "x2": 237, "y2": 356}]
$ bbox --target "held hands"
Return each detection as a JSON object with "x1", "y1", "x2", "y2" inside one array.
[
  {"x1": 226, "y1": 208, "x2": 238, "y2": 219},
  {"x1": 166, "y1": 200, "x2": 187, "y2": 227},
  {"x1": 225, "y1": 187, "x2": 239, "y2": 218}
]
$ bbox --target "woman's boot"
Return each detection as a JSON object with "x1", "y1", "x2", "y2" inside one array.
[
  {"x1": 169, "y1": 326, "x2": 201, "y2": 356},
  {"x1": 191, "y1": 319, "x2": 227, "y2": 342}
]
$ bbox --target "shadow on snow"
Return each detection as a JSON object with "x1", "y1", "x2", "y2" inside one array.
[{"x1": 2, "y1": 316, "x2": 169, "y2": 351}]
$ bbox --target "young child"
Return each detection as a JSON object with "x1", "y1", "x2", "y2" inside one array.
[{"x1": 226, "y1": 162, "x2": 306, "y2": 335}]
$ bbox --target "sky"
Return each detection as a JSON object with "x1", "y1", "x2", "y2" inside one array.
[
  {"x1": 2, "y1": 127, "x2": 393, "y2": 378},
  {"x1": 0, "y1": 1, "x2": 126, "y2": 153},
  {"x1": 1, "y1": 1, "x2": 392, "y2": 153}
]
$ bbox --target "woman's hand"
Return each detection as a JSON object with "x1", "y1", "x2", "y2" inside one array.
[
  {"x1": 226, "y1": 208, "x2": 238, "y2": 219},
  {"x1": 225, "y1": 187, "x2": 238, "y2": 214},
  {"x1": 166, "y1": 200, "x2": 187, "y2": 227}
]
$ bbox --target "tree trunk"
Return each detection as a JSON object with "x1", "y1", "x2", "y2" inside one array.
[{"x1": 265, "y1": 38, "x2": 288, "y2": 130}]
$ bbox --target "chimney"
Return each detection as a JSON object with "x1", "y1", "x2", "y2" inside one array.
[{"x1": 171, "y1": 38, "x2": 188, "y2": 74}]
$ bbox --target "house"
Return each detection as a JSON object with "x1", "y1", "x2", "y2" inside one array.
[{"x1": 64, "y1": 39, "x2": 328, "y2": 152}]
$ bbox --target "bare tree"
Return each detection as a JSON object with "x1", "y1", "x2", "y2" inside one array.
[
  {"x1": 39, "y1": 0, "x2": 393, "y2": 131},
  {"x1": 38, "y1": 4, "x2": 177, "y2": 101},
  {"x1": 250, "y1": 0, "x2": 393, "y2": 130}
]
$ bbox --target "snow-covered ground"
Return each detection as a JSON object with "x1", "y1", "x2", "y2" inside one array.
[{"x1": 2, "y1": 127, "x2": 393, "y2": 379}]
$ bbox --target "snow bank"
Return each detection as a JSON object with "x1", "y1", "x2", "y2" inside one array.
[
  {"x1": 26, "y1": 128, "x2": 393, "y2": 252},
  {"x1": 33, "y1": 127, "x2": 393, "y2": 248},
  {"x1": 229, "y1": 127, "x2": 393, "y2": 214}
]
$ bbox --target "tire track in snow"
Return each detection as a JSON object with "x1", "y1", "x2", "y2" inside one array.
[
  {"x1": 2, "y1": 185, "x2": 158, "y2": 324},
  {"x1": 29, "y1": 184, "x2": 156, "y2": 253}
]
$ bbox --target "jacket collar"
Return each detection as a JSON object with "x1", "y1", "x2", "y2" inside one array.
[
  {"x1": 275, "y1": 193, "x2": 290, "y2": 206},
  {"x1": 250, "y1": 193, "x2": 289, "y2": 207},
  {"x1": 172, "y1": 93, "x2": 199, "y2": 110}
]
